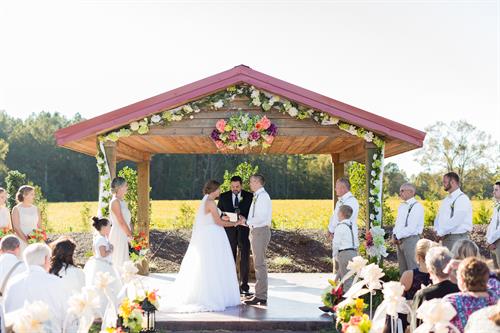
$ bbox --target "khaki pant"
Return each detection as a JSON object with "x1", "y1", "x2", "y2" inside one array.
[
  {"x1": 396, "y1": 235, "x2": 419, "y2": 273},
  {"x1": 491, "y1": 239, "x2": 500, "y2": 269},
  {"x1": 441, "y1": 232, "x2": 469, "y2": 251},
  {"x1": 335, "y1": 249, "x2": 358, "y2": 291},
  {"x1": 250, "y1": 226, "x2": 271, "y2": 300}
]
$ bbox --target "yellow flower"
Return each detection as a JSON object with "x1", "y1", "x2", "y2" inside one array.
[
  {"x1": 224, "y1": 125, "x2": 232, "y2": 131},
  {"x1": 355, "y1": 298, "x2": 365, "y2": 315},
  {"x1": 118, "y1": 298, "x2": 133, "y2": 318}
]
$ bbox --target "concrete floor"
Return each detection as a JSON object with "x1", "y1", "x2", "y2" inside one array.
[{"x1": 137, "y1": 273, "x2": 334, "y2": 331}]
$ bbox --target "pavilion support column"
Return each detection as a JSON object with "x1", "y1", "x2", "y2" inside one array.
[
  {"x1": 137, "y1": 154, "x2": 151, "y2": 245},
  {"x1": 103, "y1": 140, "x2": 117, "y2": 179},
  {"x1": 331, "y1": 153, "x2": 345, "y2": 210},
  {"x1": 364, "y1": 142, "x2": 377, "y2": 234}
]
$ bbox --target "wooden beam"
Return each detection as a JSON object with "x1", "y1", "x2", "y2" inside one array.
[
  {"x1": 103, "y1": 140, "x2": 117, "y2": 179},
  {"x1": 147, "y1": 127, "x2": 350, "y2": 138},
  {"x1": 338, "y1": 141, "x2": 365, "y2": 163},
  {"x1": 116, "y1": 141, "x2": 150, "y2": 162},
  {"x1": 137, "y1": 155, "x2": 151, "y2": 246}
]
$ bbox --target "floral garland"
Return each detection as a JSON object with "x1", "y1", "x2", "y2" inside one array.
[
  {"x1": 211, "y1": 114, "x2": 277, "y2": 151},
  {"x1": 95, "y1": 84, "x2": 386, "y2": 258},
  {"x1": 96, "y1": 141, "x2": 112, "y2": 218}
]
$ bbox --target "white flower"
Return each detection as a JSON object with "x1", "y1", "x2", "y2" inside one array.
[
  {"x1": 249, "y1": 140, "x2": 258, "y2": 147},
  {"x1": 130, "y1": 121, "x2": 140, "y2": 131},
  {"x1": 371, "y1": 170, "x2": 376, "y2": 177},
  {"x1": 382, "y1": 281, "x2": 406, "y2": 316},
  {"x1": 347, "y1": 125, "x2": 357, "y2": 135},
  {"x1": 370, "y1": 213, "x2": 375, "y2": 220},
  {"x1": 172, "y1": 114, "x2": 183, "y2": 121},
  {"x1": 359, "y1": 263, "x2": 385, "y2": 291},
  {"x1": 371, "y1": 225, "x2": 385, "y2": 237},
  {"x1": 151, "y1": 115, "x2": 161, "y2": 123},
  {"x1": 67, "y1": 287, "x2": 100, "y2": 317},
  {"x1": 213, "y1": 100, "x2": 224, "y2": 109},
  {"x1": 364, "y1": 131, "x2": 374, "y2": 142},
  {"x1": 240, "y1": 131, "x2": 249, "y2": 140},
  {"x1": 241, "y1": 115, "x2": 250, "y2": 124},
  {"x1": 96, "y1": 157, "x2": 104, "y2": 165},
  {"x1": 321, "y1": 118, "x2": 335, "y2": 125},
  {"x1": 414, "y1": 299, "x2": 457, "y2": 333},
  {"x1": 182, "y1": 105, "x2": 193, "y2": 113},
  {"x1": 189, "y1": 115, "x2": 194, "y2": 119},
  {"x1": 251, "y1": 89, "x2": 260, "y2": 98},
  {"x1": 347, "y1": 256, "x2": 368, "y2": 275},
  {"x1": 94, "y1": 272, "x2": 114, "y2": 291},
  {"x1": 13, "y1": 301, "x2": 50, "y2": 333},
  {"x1": 194, "y1": 107, "x2": 201, "y2": 113},
  {"x1": 288, "y1": 107, "x2": 298, "y2": 117},
  {"x1": 269, "y1": 96, "x2": 280, "y2": 105},
  {"x1": 252, "y1": 98, "x2": 261, "y2": 106},
  {"x1": 373, "y1": 154, "x2": 378, "y2": 159},
  {"x1": 345, "y1": 327, "x2": 362, "y2": 333},
  {"x1": 120, "y1": 261, "x2": 139, "y2": 283}
]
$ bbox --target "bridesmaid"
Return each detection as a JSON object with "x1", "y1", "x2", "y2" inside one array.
[
  {"x1": 0, "y1": 188, "x2": 12, "y2": 230},
  {"x1": 11, "y1": 185, "x2": 41, "y2": 251},
  {"x1": 108, "y1": 177, "x2": 133, "y2": 267}
]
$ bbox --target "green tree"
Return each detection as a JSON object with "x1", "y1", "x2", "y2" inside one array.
[
  {"x1": 383, "y1": 162, "x2": 408, "y2": 196},
  {"x1": 416, "y1": 120, "x2": 497, "y2": 188},
  {"x1": 221, "y1": 161, "x2": 259, "y2": 192},
  {"x1": 5, "y1": 170, "x2": 27, "y2": 209}
]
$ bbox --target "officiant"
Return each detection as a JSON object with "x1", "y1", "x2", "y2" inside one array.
[{"x1": 218, "y1": 175, "x2": 253, "y2": 296}]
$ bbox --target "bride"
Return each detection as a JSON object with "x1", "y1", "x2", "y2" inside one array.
[{"x1": 162, "y1": 180, "x2": 244, "y2": 312}]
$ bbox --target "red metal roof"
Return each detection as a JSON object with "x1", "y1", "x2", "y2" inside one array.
[{"x1": 55, "y1": 65, "x2": 425, "y2": 147}]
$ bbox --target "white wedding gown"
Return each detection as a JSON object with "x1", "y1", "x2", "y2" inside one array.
[{"x1": 161, "y1": 195, "x2": 241, "y2": 312}]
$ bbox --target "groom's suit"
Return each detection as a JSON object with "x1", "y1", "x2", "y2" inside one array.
[{"x1": 217, "y1": 189, "x2": 253, "y2": 293}]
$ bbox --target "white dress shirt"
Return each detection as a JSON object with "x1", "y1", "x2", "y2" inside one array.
[
  {"x1": 0, "y1": 253, "x2": 25, "y2": 291},
  {"x1": 3, "y1": 265, "x2": 68, "y2": 332},
  {"x1": 328, "y1": 191, "x2": 359, "y2": 247},
  {"x1": 392, "y1": 197, "x2": 424, "y2": 240},
  {"x1": 246, "y1": 188, "x2": 272, "y2": 228},
  {"x1": 486, "y1": 202, "x2": 500, "y2": 244},
  {"x1": 434, "y1": 189, "x2": 473, "y2": 237},
  {"x1": 332, "y1": 219, "x2": 357, "y2": 257}
]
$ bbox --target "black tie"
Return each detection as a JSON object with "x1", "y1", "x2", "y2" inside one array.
[{"x1": 234, "y1": 194, "x2": 239, "y2": 209}]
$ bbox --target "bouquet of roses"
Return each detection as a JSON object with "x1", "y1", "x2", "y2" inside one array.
[
  {"x1": 129, "y1": 231, "x2": 149, "y2": 262},
  {"x1": 27, "y1": 228, "x2": 47, "y2": 244},
  {"x1": 335, "y1": 298, "x2": 372, "y2": 333},
  {"x1": 321, "y1": 279, "x2": 344, "y2": 311},
  {"x1": 0, "y1": 227, "x2": 12, "y2": 241}
]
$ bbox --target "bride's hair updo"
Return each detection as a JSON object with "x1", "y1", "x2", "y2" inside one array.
[
  {"x1": 203, "y1": 180, "x2": 220, "y2": 195},
  {"x1": 111, "y1": 177, "x2": 127, "y2": 194},
  {"x1": 16, "y1": 185, "x2": 35, "y2": 203}
]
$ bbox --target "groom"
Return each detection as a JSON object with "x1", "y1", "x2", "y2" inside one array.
[
  {"x1": 217, "y1": 176, "x2": 253, "y2": 296},
  {"x1": 242, "y1": 174, "x2": 272, "y2": 306}
]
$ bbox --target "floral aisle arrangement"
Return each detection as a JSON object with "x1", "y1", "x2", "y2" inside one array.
[
  {"x1": 117, "y1": 298, "x2": 144, "y2": 333},
  {"x1": 364, "y1": 225, "x2": 387, "y2": 261},
  {"x1": 335, "y1": 298, "x2": 372, "y2": 333},
  {"x1": 414, "y1": 299, "x2": 460, "y2": 333},
  {"x1": 12, "y1": 301, "x2": 51, "y2": 333},
  {"x1": 27, "y1": 227, "x2": 47, "y2": 244},
  {"x1": 95, "y1": 84, "x2": 386, "y2": 257},
  {"x1": 210, "y1": 114, "x2": 277, "y2": 151},
  {"x1": 129, "y1": 232, "x2": 149, "y2": 263},
  {"x1": 321, "y1": 279, "x2": 344, "y2": 311}
]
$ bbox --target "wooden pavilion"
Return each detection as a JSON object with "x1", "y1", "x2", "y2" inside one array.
[{"x1": 55, "y1": 65, "x2": 425, "y2": 240}]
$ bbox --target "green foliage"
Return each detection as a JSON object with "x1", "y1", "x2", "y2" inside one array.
[
  {"x1": 348, "y1": 162, "x2": 367, "y2": 225},
  {"x1": 423, "y1": 200, "x2": 439, "y2": 227},
  {"x1": 473, "y1": 202, "x2": 492, "y2": 225},
  {"x1": 176, "y1": 203, "x2": 195, "y2": 228},
  {"x1": 80, "y1": 203, "x2": 91, "y2": 228},
  {"x1": 118, "y1": 166, "x2": 138, "y2": 227},
  {"x1": 383, "y1": 162, "x2": 408, "y2": 196},
  {"x1": 5, "y1": 170, "x2": 27, "y2": 209},
  {"x1": 220, "y1": 161, "x2": 259, "y2": 192}
]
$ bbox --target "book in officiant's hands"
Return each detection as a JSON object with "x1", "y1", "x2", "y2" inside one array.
[{"x1": 222, "y1": 212, "x2": 238, "y2": 222}]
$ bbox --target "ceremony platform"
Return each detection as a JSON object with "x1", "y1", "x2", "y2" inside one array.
[{"x1": 139, "y1": 273, "x2": 333, "y2": 332}]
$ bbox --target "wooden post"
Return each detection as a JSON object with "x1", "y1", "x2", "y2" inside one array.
[
  {"x1": 364, "y1": 142, "x2": 377, "y2": 234},
  {"x1": 103, "y1": 141, "x2": 117, "y2": 179},
  {"x1": 331, "y1": 153, "x2": 345, "y2": 210},
  {"x1": 137, "y1": 155, "x2": 151, "y2": 245}
]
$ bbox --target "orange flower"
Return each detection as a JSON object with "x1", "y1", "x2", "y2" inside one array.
[
  {"x1": 255, "y1": 122, "x2": 264, "y2": 131},
  {"x1": 260, "y1": 116, "x2": 271, "y2": 130}
]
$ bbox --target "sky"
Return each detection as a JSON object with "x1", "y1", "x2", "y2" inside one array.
[{"x1": 0, "y1": 0, "x2": 498, "y2": 176}]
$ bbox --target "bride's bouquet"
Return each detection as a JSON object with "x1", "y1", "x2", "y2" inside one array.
[
  {"x1": 0, "y1": 227, "x2": 12, "y2": 241},
  {"x1": 129, "y1": 232, "x2": 149, "y2": 262},
  {"x1": 27, "y1": 227, "x2": 48, "y2": 244}
]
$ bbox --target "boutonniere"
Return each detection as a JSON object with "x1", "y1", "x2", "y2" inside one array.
[{"x1": 495, "y1": 201, "x2": 500, "y2": 211}]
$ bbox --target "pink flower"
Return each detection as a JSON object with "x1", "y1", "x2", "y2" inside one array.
[
  {"x1": 214, "y1": 140, "x2": 225, "y2": 149},
  {"x1": 264, "y1": 135, "x2": 275, "y2": 144},
  {"x1": 229, "y1": 130, "x2": 238, "y2": 142},
  {"x1": 216, "y1": 119, "x2": 226, "y2": 133},
  {"x1": 260, "y1": 116, "x2": 271, "y2": 130}
]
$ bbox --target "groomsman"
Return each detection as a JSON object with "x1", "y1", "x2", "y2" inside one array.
[
  {"x1": 392, "y1": 183, "x2": 424, "y2": 274},
  {"x1": 217, "y1": 176, "x2": 253, "y2": 296},
  {"x1": 486, "y1": 181, "x2": 500, "y2": 269},
  {"x1": 434, "y1": 172, "x2": 472, "y2": 251},
  {"x1": 242, "y1": 174, "x2": 272, "y2": 306},
  {"x1": 331, "y1": 205, "x2": 358, "y2": 290},
  {"x1": 328, "y1": 178, "x2": 359, "y2": 272}
]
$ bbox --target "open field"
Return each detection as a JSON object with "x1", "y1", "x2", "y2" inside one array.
[{"x1": 45, "y1": 198, "x2": 494, "y2": 233}]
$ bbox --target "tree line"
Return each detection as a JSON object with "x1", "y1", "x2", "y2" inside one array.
[{"x1": 0, "y1": 111, "x2": 497, "y2": 202}]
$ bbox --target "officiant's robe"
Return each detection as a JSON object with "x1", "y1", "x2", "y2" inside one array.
[{"x1": 3, "y1": 265, "x2": 67, "y2": 332}]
